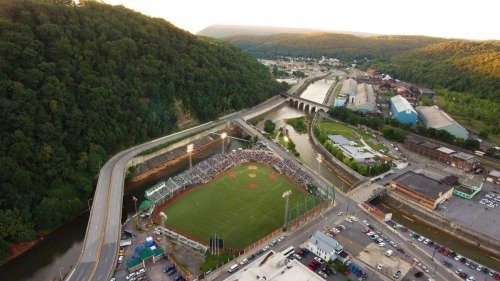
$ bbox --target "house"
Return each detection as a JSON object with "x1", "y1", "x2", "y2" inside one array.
[
  {"x1": 416, "y1": 105, "x2": 469, "y2": 140},
  {"x1": 390, "y1": 95, "x2": 417, "y2": 125},
  {"x1": 307, "y1": 230, "x2": 344, "y2": 262}
]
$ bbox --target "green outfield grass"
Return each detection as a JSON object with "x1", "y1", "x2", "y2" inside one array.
[{"x1": 160, "y1": 162, "x2": 312, "y2": 248}]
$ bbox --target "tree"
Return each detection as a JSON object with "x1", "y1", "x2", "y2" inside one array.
[{"x1": 264, "y1": 120, "x2": 276, "y2": 134}]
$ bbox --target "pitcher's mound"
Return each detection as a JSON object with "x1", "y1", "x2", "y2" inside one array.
[
  {"x1": 268, "y1": 174, "x2": 277, "y2": 180},
  {"x1": 248, "y1": 173, "x2": 256, "y2": 178},
  {"x1": 247, "y1": 183, "x2": 258, "y2": 188},
  {"x1": 228, "y1": 173, "x2": 237, "y2": 179}
]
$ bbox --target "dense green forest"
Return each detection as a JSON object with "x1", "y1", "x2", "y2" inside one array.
[
  {"x1": 223, "y1": 33, "x2": 447, "y2": 61},
  {"x1": 363, "y1": 41, "x2": 500, "y2": 135},
  {"x1": 0, "y1": 0, "x2": 287, "y2": 261}
]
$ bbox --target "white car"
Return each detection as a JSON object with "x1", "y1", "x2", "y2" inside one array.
[
  {"x1": 389, "y1": 241, "x2": 397, "y2": 247},
  {"x1": 278, "y1": 236, "x2": 285, "y2": 242},
  {"x1": 314, "y1": 257, "x2": 325, "y2": 264},
  {"x1": 418, "y1": 236, "x2": 425, "y2": 242},
  {"x1": 422, "y1": 265, "x2": 429, "y2": 273},
  {"x1": 379, "y1": 242, "x2": 387, "y2": 247},
  {"x1": 455, "y1": 255, "x2": 462, "y2": 261},
  {"x1": 338, "y1": 224, "x2": 346, "y2": 230},
  {"x1": 345, "y1": 217, "x2": 353, "y2": 223},
  {"x1": 239, "y1": 258, "x2": 248, "y2": 265},
  {"x1": 476, "y1": 265, "x2": 483, "y2": 272},
  {"x1": 366, "y1": 232, "x2": 375, "y2": 236},
  {"x1": 467, "y1": 276, "x2": 475, "y2": 281},
  {"x1": 350, "y1": 216, "x2": 358, "y2": 222},
  {"x1": 423, "y1": 239, "x2": 430, "y2": 245},
  {"x1": 118, "y1": 255, "x2": 123, "y2": 263},
  {"x1": 262, "y1": 246, "x2": 270, "y2": 252},
  {"x1": 377, "y1": 263, "x2": 384, "y2": 270},
  {"x1": 362, "y1": 220, "x2": 369, "y2": 226}
]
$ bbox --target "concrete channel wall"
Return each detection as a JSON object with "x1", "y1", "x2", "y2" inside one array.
[{"x1": 385, "y1": 191, "x2": 500, "y2": 257}]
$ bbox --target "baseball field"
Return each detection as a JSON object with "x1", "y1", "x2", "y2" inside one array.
[{"x1": 159, "y1": 162, "x2": 312, "y2": 248}]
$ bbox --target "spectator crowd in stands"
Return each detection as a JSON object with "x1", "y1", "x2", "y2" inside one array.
[{"x1": 145, "y1": 149, "x2": 318, "y2": 204}]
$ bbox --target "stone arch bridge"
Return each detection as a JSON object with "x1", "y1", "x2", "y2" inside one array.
[{"x1": 281, "y1": 93, "x2": 330, "y2": 114}]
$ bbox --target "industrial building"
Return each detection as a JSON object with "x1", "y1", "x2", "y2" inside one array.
[
  {"x1": 224, "y1": 251, "x2": 324, "y2": 281},
  {"x1": 404, "y1": 136, "x2": 478, "y2": 171},
  {"x1": 416, "y1": 105, "x2": 469, "y2": 140},
  {"x1": 389, "y1": 95, "x2": 417, "y2": 125},
  {"x1": 389, "y1": 171, "x2": 454, "y2": 209},
  {"x1": 346, "y1": 83, "x2": 376, "y2": 114},
  {"x1": 307, "y1": 230, "x2": 344, "y2": 262},
  {"x1": 341, "y1": 78, "x2": 357, "y2": 103}
]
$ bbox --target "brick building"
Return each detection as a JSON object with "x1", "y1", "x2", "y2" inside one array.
[
  {"x1": 389, "y1": 171, "x2": 454, "y2": 209},
  {"x1": 404, "y1": 137, "x2": 478, "y2": 171}
]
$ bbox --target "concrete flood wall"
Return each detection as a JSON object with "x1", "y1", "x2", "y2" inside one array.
[
  {"x1": 385, "y1": 191, "x2": 500, "y2": 257},
  {"x1": 125, "y1": 122, "x2": 233, "y2": 172}
]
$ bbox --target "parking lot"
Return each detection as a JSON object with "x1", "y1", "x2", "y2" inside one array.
[{"x1": 440, "y1": 181, "x2": 500, "y2": 240}]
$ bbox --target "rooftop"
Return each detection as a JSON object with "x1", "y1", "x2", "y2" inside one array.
[
  {"x1": 341, "y1": 78, "x2": 357, "y2": 96},
  {"x1": 420, "y1": 141, "x2": 440, "y2": 150},
  {"x1": 354, "y1": 83, "x2": 376, "y2": 105},
  {"x1": 437, "y1": 147, "x2": 456, "y2": 155},
  {"x1": 328, "y1": 135, "x2": 350, "y2": 146},
  {"x1": 310, "y1": 230, "x2": 343, "y2": 254},
  {"x1": 392, "y1": 171, "x2": 453, "y2": 200},
  {"x1": 489, "y1": 170, "x2": 500, "y2": 177},
  {"x1": 224, "y1": 252, "x2": 324, "y2": 281},
  {"x1": 339, "y1": 145, "x2": 375, "y2": 161},
  {"x1": 454, "y1": 185, "x2": 476, "y2": 195},
  {"x1": 390, "y1": 95, "x2": 416, "y2": 114},
  {"x1": 416, "y1": 106, "x2": 467, "y2": 131},
  {"x1": 453, "y1": 152, "x2": 477, "y2": 162}
]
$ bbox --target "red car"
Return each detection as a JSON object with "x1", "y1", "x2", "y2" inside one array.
[
  {"x1": 493, "y1": 272, "x2": 500, "y2": 280},
  {"x1": 344, "y1": 269, "x2": 351, "y2": 275}
]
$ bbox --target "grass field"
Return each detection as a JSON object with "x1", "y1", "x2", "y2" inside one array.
[{"x1": 160, "y1": 162, "x2": 312, "y2": 248}]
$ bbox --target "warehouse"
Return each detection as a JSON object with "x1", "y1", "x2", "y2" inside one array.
[
  {"x1": 389, "y1": 95, "x2": 417, "y2": 125},
  {"x1": 341, "y1": 78, "x2": 357, "y2": 103},
  {"x1": 389, "y1": 171, "x2": 454, "y2": 209},
  {"x1": 346, "y1": 83, "x2": 376, "y2": 114},
  {"x1": 416, "y1": 105, "x2": 469, "y2": 140}
]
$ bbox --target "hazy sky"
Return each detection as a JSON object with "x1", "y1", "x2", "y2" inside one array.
[{"x1": 103, "y1": 0, "x2": 499, "y2": 40}]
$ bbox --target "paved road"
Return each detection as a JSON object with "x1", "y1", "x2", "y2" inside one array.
[{"x1": 66, "y1": 97, "x2": 288, "y2": 281}]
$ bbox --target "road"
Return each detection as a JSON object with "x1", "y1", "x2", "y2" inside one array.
[{"x1": 66, "y1": 97, "x2": 287, "y2": 281}]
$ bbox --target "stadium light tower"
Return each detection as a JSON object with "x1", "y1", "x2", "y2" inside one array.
[
  {"x1": 187, "y1": 144, "x2": 194, "y2": 181},
  {"x1": 316, "y1": 153, "x2": 322, "y2": 177},
  {"x1": 159, "y1": 212, "x2": 167, "y2": 227},
  {"x1": 221, "y1": 132, "x2": 227, "y2": 154},
  {"x1": 282, "y1": 190, "x2": 292, "y2": 229}
]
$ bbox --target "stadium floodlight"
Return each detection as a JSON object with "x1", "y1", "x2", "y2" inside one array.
[
  {"x1": 221, "y1": 132, "x2": 227, "y2": 154},
  {"x1": 282, "y1": 190, "x2": 292, "y2": 229},
  {"x1": 160, "y1": 212, "x2": 167, "y2": 226},
  {"x1": 316, "y1": 154, "x2": 322, "y2": 177},
  {"x1": 187, "y1": 144, "x2": 194, "y2": 181}
]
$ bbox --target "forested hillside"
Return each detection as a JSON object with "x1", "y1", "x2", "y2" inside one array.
[
  {"x1": 223, "y1": 33, "x2": 447, "y2": 61},
  {"x1": 363, "y1": 41, "x2": 500, "y2": 135},
  {"x1": 0, "y1": 0, "x2": 287, "y2": 261}
]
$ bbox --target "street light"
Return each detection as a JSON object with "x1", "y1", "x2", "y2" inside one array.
[
  {"x1": 221, "y1": 132, "x2": 227, "y2": 154},
  {"x1": 282, "y1": 190, "x2": 292, "y2": 230},
  {"x1": 187, "y1": 144, "x2": 193, "y2": 182},
  {"x1": 87, "y1": 198, "x2": 92, "y2": 211},
  {"x1": 132, "y1": 196, "x2": 138, "y2": 215}
]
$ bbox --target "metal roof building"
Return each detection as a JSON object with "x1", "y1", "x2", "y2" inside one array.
[
  {"x1": 347, "y1": 83, "x2": 376, "y2": 114},
  {"x1": 341, "y1": 78, "x2": 357, "y2": 101},
  {"x1": 390, "y1": 95, "x2": 417, "y2": 125},
  {"x1": 416, "y1": 106, "x2": 469, "y2": 140}
]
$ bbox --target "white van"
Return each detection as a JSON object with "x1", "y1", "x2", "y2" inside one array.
[
  {"x1": 386, "y1": 250, "x2": 393, "y2": 257},
  {"x1": 228, "y1": 264, "x2": 239, "y2": 273}
]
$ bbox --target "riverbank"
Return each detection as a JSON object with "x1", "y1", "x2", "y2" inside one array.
[{"x1": 3, "y1": 235, "x2": 45, "y2": 264}]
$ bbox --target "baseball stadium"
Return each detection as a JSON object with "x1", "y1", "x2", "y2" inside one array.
[{"x1": 145, "y1": 149, "x2": 329, "y2": 249}]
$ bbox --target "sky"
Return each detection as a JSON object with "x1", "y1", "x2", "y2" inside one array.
[{"x1": 102, "y1": 0, "x2": 499, "y2": 40}]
